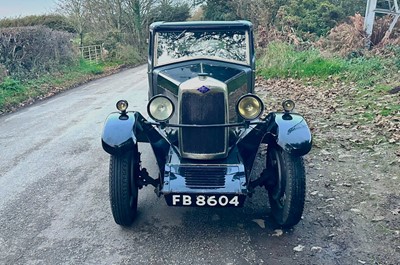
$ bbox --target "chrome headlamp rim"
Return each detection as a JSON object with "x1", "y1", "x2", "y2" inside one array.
[
  {"x1": 236, "y1": 94, "x2": 264, "y2": 121},
  {"x1": 116, "y1": 100, "x2": 128, "y2": 112},
  {"x1": 147, "y1": 95, "x2": 175, "y2": 122}
]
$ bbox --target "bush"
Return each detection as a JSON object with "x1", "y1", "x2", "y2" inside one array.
[
  {"x1": 109, "y1": 44, "x2": 144, "y2": 65},
  {"x1": 152, "y1": 2, "x2": 191, "y2": 22},
  {"x1": 276, "y1": 0, "x2": 344, "y2": 37},
  {"x1": 203, "y1": 0, "x2": 239, "y2": 21},
  {"x1": 0, "y1": 26, "x2": 76, "y2": 80},
  {"x1": 0, "y1": 64, "x2": 7, "y2": 82},
  {"x1": 0, "y1": 15, "x2": 75, "y2": 32},
  {"x1": 316, "y1": 14, "x2": 367, "y2": 57}
]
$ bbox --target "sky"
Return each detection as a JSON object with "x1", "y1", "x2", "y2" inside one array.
[{"x1": 0, "y1": 0, "x2": 58, "y2": 19}]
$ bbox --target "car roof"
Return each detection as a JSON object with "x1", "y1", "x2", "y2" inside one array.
[{"x1": 150, "y1": 20, "x2": 253, "y2": 31}]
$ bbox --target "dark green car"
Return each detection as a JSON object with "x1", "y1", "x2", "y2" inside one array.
[{"x1": 102, "y1": 21, "x2": 312, "y2": 228}]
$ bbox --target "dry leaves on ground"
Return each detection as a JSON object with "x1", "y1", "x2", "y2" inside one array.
[{"x1": 255, "y1": 77, "x2": 400, "y2": 149}]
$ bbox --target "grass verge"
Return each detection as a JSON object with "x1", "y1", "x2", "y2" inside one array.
[
  {"x1": 257, "y1": 41, "x2": 399, "y2": 87},
  {"x1": 0, "y1": 60, "x2": 121, "y2": 113},
  {"x1": 258, "y1": 42, "x2": 345, "y2": 79},
  {"x1": 257, "y1": 41, "x2": 400, "y2": 121}
]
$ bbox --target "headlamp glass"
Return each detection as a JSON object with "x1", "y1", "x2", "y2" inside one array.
[
  {"x1": 282, "y1": 100, "x2": 295, "y2": 112},
  {"x1": 237, "y1": 95, "x2": 264, "y2": 120},
  {"x1": 116, "y1": 100, "x2": 128, "y2": 112},
  {"x1": 147, "y1": 96, "x2": 174, "y2": 122}
]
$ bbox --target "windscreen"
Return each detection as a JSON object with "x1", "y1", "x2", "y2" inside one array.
[{"x1": 155, "y1": 30, "x2": 249, "y2": 66}]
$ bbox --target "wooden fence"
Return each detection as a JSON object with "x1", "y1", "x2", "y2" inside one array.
[{"x1": 79, "y1": 45, "x2": 103, "y2": 63}]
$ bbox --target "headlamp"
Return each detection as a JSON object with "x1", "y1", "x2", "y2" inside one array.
[
  {"x1": 147, "y1": 95, "x2": 175, "y2": 122},
  {"x1": 282, "y1": 100, "x2": 295, "y2": 112},
  {"x1": 237, "y1": 94, "x2": 264, "y2": 120},
  {"x1": 116, "y1": 100, "x2": 128, "y2": 113}
]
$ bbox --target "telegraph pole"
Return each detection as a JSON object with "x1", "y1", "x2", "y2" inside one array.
[{"x1": 364, "y1": 0, "x2": 400, "y2": 45}]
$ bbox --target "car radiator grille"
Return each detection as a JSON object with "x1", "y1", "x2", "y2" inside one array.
[
  {"x1": 181, "y1": 91, "x2": 225, "y2": 155},
  {"x1": 180, "y1": 167, "x2": 226, "y2": 189}
]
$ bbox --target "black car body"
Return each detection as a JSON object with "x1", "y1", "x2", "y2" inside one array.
[{"x1": 102, "y1": 21, "x2": 312, "y2": 228}]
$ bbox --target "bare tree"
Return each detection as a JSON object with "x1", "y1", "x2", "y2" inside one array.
[
  {"x1": 57, "y1": 0, "x2": 89, "y2": 46},
  {"x1": 56, "y1": 0, "x2": 191, "y2": 51}
]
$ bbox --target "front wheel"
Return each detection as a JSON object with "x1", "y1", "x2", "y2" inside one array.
[
  {"x1": 109, "y1": 149, "x2": 139, "y2": 226},
  {"x1": 266, "y1": 146, "x2": 306, "y2": 228}
]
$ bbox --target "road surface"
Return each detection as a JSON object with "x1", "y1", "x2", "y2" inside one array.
[{"x1": 0, "y1": 66, "x2": 340, "y2": 265}]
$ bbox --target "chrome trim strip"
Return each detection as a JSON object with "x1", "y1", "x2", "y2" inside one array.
[{"x1": 143, "y1": 121, "x2": 266, "y2": 128}]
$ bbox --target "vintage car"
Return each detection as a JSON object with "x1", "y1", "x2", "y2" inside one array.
[{"x1": 101, "y1": 21, "x2": 312, "y2": 228}]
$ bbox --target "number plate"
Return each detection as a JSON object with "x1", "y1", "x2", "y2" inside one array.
[{"x1": 165, "y1": 194, "x2": 245, "y2": 207}]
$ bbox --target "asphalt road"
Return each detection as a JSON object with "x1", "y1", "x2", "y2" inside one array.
[{"x1": 0, "y1": 66, "x2": 314, "y2": 265}]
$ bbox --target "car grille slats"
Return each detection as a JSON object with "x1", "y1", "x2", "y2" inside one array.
[
  {"x1": 180, "y1": 167, "x2": 226, "y2": 189},
  {"x1": 181, "y1": 91, "x2": 226, "y2": 155}
]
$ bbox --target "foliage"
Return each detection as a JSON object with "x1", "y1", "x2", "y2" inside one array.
[
  {"x1": 108, "y1": 44, "x2": 145, "y2": 65},
  {"x1": 276, "y1": 0, "x2": 344, "y2": 36},
  {"x1": 256, "y1": 25, "x2": 304, "y2": 49},
  {"x1": 0, "y1": 77, "x2": 25, "y2": 91},
  {"x1": 385, "y1": 45, "x2": 400, "y2": 69},
  {"x1": 0, "y1": 26, "x2": 76, "y2": 81},
  {"x1": 200, "y1": 0, "x2": 368, "y2": 37},
  {"x1": 203, "y1": 0, "x2": 239, "y2": 21},
  {"x1": 0, "y1": 77, "x2": 26, "y2": 111},
  {"x1": 232, "y1": 0, "x2": 286, "y2": 28},
  {"x1": 189, "y1": 6, "x2": 204, "y2": 21},
  {"x1": 336, "y1": 0, "x2": 366, "y2": 16},
  {"x1": 258, "y1": 42, "x2": 345, "y2": 79},
  {"x1": 258, "y1": 41, "x2": 400, "y2": 89},
  {"x1": 76, "y1": 59, "x2": 104, "y2": 75},
  {"x1": 57, "y1": 0, "x2": 88, "y2": 46},
  {"x1": 1, "y1": 0, "x2": 398, "y2": 115},
  {"x1": 316, "y1": 14, "x2": 367, "y2": 57},
  {"x1": 56, "y1": 0, "x2": 192, "y2": 50},
  {"x1": 0, "y1": 15, "x2": 75, "y2": 32},
  {"x1": 0, "y1": 64, "x2": 7, "y2": 82},
  {"x1": 152, "y1": 1, "x2": 191, "y2": 22}
]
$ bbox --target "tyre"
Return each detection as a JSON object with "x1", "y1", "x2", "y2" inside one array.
[
  {"x1": 266, "y1": 146, "x2": 305, "y2": 228},
  {"x1": 109, "y1": 148, "x2": 139, "y2": 226}
]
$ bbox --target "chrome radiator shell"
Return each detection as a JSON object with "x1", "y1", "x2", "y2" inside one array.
[{"x1": 178, "y1": 76, "x2": 228, "y2": 159}]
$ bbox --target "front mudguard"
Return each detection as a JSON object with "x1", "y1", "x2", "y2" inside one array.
[
  {"x1": 237, "y1": 112, "x2": 312, "y2": 176},
  {"x1": 102, "y1": 111, "x2": 170, "y2": 172},
  {"x1": 101, "y1": 112, "x2": 139, "y2": 155},
  {"x1": 267, "y1": 113, "x2": 312, "y2": 157}
]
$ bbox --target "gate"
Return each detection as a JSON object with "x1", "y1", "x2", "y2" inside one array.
[{"x1": 79, "y1": 45, "x2": 104, "y2": 63}]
